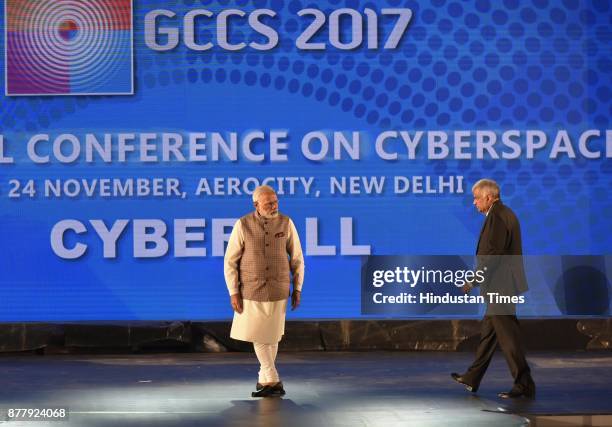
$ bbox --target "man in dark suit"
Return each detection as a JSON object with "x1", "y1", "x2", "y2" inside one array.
[{"x1": 451, "y1": 179, "x2": 536, "y2": 398}]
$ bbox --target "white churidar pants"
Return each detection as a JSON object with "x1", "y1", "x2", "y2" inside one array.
[{"x1": 253, "y1": 342, "x2": 279, "y2": 383}]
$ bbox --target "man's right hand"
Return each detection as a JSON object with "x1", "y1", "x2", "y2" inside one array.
[{"x1": 230, "y1": 293, "x2": 243, "y2": 313}]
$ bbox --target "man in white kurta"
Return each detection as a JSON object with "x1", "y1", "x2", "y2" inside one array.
[{"x1": 224, "y1": 185, "x2": 305, "y2": 397}]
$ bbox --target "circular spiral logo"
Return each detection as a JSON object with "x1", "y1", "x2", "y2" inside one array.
[{"x1": 8, "y1": 0, "x2": 132, "y2": 95}]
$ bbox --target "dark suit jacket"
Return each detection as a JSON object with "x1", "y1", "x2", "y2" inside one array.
[{"x1": 475, "y1": 201, "x2": 528, "y2": 297}]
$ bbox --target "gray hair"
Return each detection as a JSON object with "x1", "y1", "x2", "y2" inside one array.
[
  {"x1": 252, "y1": 185, "x2": 276, "y2": 203},
  {"x1": 472, "y1": 179, "x2": 500, "y2": 199}
]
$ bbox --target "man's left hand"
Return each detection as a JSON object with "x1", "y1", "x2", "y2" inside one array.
[{"x1": 291, "y1": 290, "x2": 301, "y2": 310}]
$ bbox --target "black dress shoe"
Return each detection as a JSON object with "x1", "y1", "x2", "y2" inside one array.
[
  {"x1": 252, "y1": 382, "x2": 285, "y2": 398},
  {"x1": 252, "y1": 385, "x2": 278, "y2": 397},
  {"x1": 498, "y1": 386, "x2": 535, "y2": 399},
  {"x1": 451, "y1": 373, "x2": 477, "y2": 393},
  {"x1": 255, "y1": 382, "x2": 285, "y2": 394},
  {"x1": 271, "y1": 381, "x2": 286, "y2": 396}
]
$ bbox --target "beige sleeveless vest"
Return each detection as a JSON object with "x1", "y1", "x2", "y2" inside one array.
[{"x1": 238, "y1": 212, "x2": 291, "y2": 302}]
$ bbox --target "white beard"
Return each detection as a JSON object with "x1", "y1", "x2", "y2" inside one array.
[{"x1": 261, "y1": 211, "x2": 279, "y2": 219}]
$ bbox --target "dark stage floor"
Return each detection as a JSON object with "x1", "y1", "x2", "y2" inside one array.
[{"x1": 1, "y1": 351, "x2": 611, "y2": 426}]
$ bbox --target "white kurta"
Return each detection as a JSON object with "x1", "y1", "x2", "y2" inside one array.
[
  {"x1": 224, "y1": 214, "x2": 305, "y2": 344},
  {"x1": 230, "y1": 299, "x2": 287, "y2": 344}
]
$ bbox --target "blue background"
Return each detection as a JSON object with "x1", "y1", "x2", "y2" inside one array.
[{"x1": 0, "y1": 0, "x2": 610, "y2": 320}]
